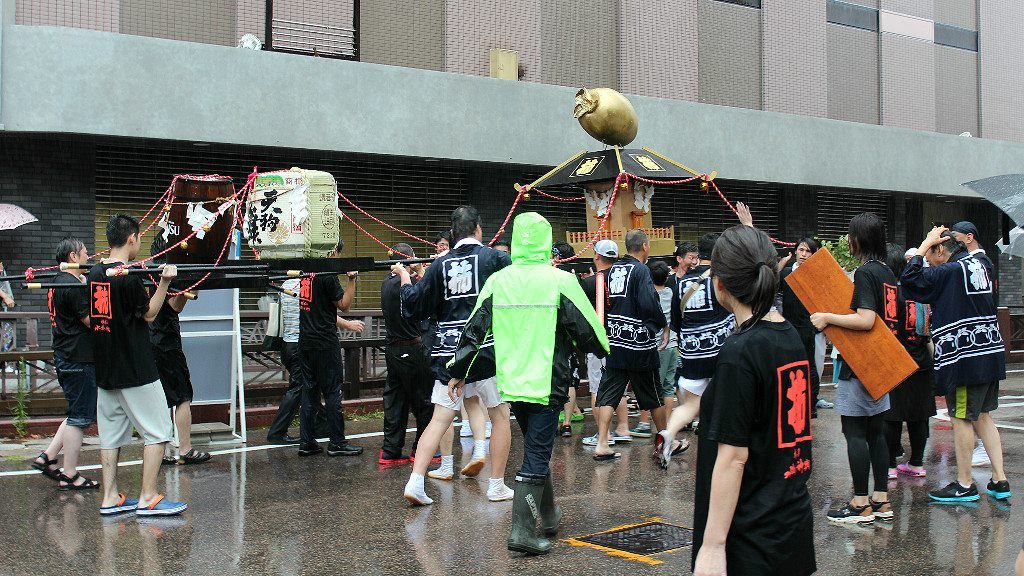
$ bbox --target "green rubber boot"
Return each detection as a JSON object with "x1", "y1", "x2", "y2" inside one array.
[
  {"x1": 540, "y1": 473, "x2": 562, "y2": 537},
  {"x1": 507, "y1": 474, "x2": 552, "y2": 555}
]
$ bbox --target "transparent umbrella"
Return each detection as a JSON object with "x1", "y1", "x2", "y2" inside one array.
[
  {"x1": 0, "y1": 203, "x2": 38, "y2": 231},
  {"x1": 962, "y1": 174, "x2": 1024, "y2": 226}
]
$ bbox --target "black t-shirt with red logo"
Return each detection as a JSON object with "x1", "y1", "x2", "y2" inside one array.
[
  {"x1": 693, "y1": 320, "x2": 816, "y2": 576},
  {"x1": 838, "y1": 260, "x2": 898, "y2": 380},
  {"x1": 48, "y1": 271, "x2": 93, "y2": 363},
  {"x1": 87, "y1": 262, "x2": 160, "y2": 390},
  {"x1": 298, "y1": 273, "x2": 345, "y2": 350}
]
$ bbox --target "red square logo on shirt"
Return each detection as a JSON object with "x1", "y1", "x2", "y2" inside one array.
[
  {"x1": 905, "y1": 301, "x2": 917, "y2": 332},
  {"x1": 777, "y1": 360, "x2": 813, "y2": 449},
  {"x1": 90, "y1": 282, "x2": 112, "y2": 320},
  {"x1": 298, "y1": 274, "x2": 314, "y2": 312},
  {"x1": 883, "y1": 283, "x2": 898, "y2": 323}
]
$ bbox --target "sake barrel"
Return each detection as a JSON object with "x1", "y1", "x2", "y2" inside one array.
[
  {"x1": 245, "y1": 168, "x2": 340, "y2": 259},
  {"x1": 165, "y1": 176, "x2": 236, "y2": 264}
]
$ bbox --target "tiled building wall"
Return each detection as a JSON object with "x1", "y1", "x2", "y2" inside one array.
[
  {"x1": 880, "y1": 34, "x2": 936, "y2": 131},
  {"x1": 881, "y1": 0, "x2": 933, "y2": 19},
  {"x1": 120, "y1": 0, "x2": 237, "y2": 46},
  {"x1": 443, "y1": 0, "x2": 543, "y2": 82},
  {"x1": 935, "y1": 45, "x2": 978, "y2": 136},
  {"x1": 617, "y1": 0, "x2": 698, "y2": 101},
  {"x1": 934, "y1": 0, "x2": 976, "y2": 29},
  {"x1": 360, "y1": 0, "x2": 443, "y2": 71},
  {"x1": 697, "y1": 0, "x2": 761, "y2": 110},
  {"x1": 761, "y1": 0, "x2": 827, "y2": 117},
  {"x1": 16, "y1": 0, "x2": 120, "y2": 32},
  {"x1": 539, "y1": 0, "x2": 618, "y2": 90},
  {"x1": 827, "y1": 24, "x2": 879, "y2": 125},
  {"x1": 978, "y1": 0, "x2": 1024, "y2": 142}
]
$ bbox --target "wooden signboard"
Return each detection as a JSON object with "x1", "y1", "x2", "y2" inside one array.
[{"x1": 785, "y1": 249, "x2": 917, "y2": 400}]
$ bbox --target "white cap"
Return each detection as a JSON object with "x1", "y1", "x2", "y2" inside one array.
[{"x1": 594, "y1": 240, "x2": 618, "y2": 258}]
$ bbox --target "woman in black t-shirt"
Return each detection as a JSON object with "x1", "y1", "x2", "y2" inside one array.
[
  {"x1": 810, "y1": 213, "x2": 895, "y2": 525},
  {"x1": 692, "y1": 224, "x2": 816, "y2": 576}
]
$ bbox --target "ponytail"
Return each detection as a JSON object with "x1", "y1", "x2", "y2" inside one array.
[{"x1": 711, "y1": 226, "x2": 779, "y2": 332}]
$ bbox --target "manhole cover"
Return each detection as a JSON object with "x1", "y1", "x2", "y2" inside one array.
[{"x1": 567, "y1": 520, "x2": 693, "y2": 564}]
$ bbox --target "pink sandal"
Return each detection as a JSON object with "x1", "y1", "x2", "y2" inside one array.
[{"x1": 896, "y1": 463, "x2": 926, "y2": 477}]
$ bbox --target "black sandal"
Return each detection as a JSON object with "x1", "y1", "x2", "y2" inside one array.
[
  {"x1": 161, "y1": 455, "x2": 178, "y2": 466},
  {"x1": 31, "y1": 452, "x2": 61, "y2": 481},
  {"x1": 178, "y1": 449, "x2": 212, "y2": 465},
  {"x1": 58, "y1": 472, "x2": 99, "y2": 491}
]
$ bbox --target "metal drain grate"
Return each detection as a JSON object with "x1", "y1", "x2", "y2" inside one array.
[{"x1": 577, "y1": 521, "x2": 693, "y2": 556}]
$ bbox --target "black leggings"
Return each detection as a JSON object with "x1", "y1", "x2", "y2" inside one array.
[
  {"x1": 886, "y1": 420, "x2": 930, "y2": 468},
  {"x1": 841, "y1": 414, "x2": 889, "y2": 496}
]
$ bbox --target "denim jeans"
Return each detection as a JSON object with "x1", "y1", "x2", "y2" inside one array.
[
  {"x1": 509, "y1": 401, "x2": 560, "y2": 477},
  {"x1": 54, "y1": 354, "x2": 97, "y2": 428}
]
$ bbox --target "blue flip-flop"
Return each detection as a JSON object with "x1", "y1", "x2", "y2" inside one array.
[
  {"x1": 137, "y1": 494, "x2": 188, "y2": 517},
  {"x1": 100, "y1": 493, "x2": 140, "y2": 516}
]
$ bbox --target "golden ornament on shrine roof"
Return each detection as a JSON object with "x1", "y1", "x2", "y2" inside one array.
[{"x1": 573, "y1": 87, "x2": 639, "y2": 147}]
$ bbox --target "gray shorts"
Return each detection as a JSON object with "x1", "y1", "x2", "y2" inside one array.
[{"x1": 97, "y1": 380, "x2": 174, "y2": 449}]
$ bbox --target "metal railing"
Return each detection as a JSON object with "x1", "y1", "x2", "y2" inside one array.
[{"x1": 0, "y1": 308, "x2": 385, "y2": 399}]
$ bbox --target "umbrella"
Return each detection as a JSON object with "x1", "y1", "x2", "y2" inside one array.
[
  {"x1": 996, "y1": 225, "x2": 1024, "y2": 259},
  {"x1": 0, "y1": 203, "x2": 38, "y2": 231},
  {"x1": 962, "y1": 174, "x2": 1024, "y2": 226}
]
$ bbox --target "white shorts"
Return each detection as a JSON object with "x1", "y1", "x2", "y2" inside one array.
[
  {"x1": 587, "y1": 354, "x2": 605, "y2": 394},
  {"x1": 431, "y1": 377, "x2": 504, "y2": 410},
  {"x1": 97, "y1": 380, "x2": 174, "y2": 449},
  {"x1": 678, "y1": 376, "x2": 710, "y2": 397}
]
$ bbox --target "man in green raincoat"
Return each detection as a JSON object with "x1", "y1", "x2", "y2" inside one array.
[{"x1": 447, "y1": 212, "x2": 609, "y2": 555}]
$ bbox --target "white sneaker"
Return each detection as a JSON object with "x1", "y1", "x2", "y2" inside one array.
[
  {"x1": 460, "y1": 420, "x2": 473, "y2": 437},
  {"x1": 582, "y1": 434, "x2": 614, "y2": 447},
  {"x1": 487, "y1": 483, "x2": 514, "y2": 502},
  {"x1": 972, "y1": 443, "x2": 991, "y2": 467}
]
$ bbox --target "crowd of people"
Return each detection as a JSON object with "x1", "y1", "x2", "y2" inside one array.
[{"x1": 18, "y1": 202, "x2": 1022, "y2": 574}]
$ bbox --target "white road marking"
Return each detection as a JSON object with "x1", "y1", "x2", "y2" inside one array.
[{"x1": 0, "y1": 425, "x2": 426, "y2": 478}]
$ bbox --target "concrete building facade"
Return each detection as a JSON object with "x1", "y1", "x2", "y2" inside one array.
[{"x1": 2, "y1": 0, "x2": 1024, "y2": 317}]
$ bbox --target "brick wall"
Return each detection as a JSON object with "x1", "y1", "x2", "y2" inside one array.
[{"x1": 0, "y1": 136, "x2": 96, "y2": 319}]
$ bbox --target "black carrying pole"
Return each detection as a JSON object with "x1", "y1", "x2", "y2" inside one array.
[{"x1": 264, "y1": 0, "x2": 273, "y2": 51}]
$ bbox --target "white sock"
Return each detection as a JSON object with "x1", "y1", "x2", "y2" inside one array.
[
  {"x1": 488, "y1": 477, "x2": 505, "y2": 490},
  {"x1": 472, "y1": 440, "x2": 486, "y2": 460},
  {"x1": 439, "y1": 455, "x2": 454, "y2": 470}
]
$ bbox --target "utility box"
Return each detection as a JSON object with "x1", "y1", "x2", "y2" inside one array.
[{"x1": 489, "y1": 48, "x2": 519, "y2": 80}]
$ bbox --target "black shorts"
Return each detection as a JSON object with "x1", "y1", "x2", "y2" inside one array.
[
  {"x1": 596, "y1": 368, "x2": 663, "y2": 410},
  {"x1": 154, "y1": 348, "x2": 193, "y2": 408},
  {"x1": 945, "y1": 381, "x2": 998, "y2": 422}
]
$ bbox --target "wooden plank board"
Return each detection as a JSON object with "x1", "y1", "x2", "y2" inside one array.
[{"x1": 785, "y1": 248, "x2": 917, "y2": 400}]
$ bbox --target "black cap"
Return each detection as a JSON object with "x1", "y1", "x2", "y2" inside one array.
[{"x1": 950, "y1": 221, "x2": 979, "y2": 237}]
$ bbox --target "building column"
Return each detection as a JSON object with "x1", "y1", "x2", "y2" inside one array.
[{"x1": 0, "y1": 0, "x2": 15, "y2": 130}]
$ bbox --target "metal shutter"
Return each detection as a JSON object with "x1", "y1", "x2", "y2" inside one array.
[{"x1": 816, "y1": 189, "x2": 891, "y2": 241}]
